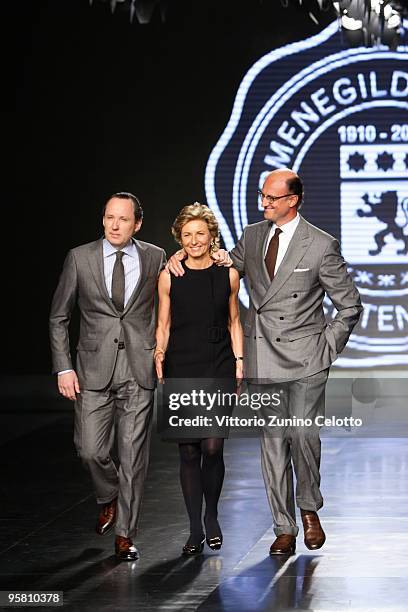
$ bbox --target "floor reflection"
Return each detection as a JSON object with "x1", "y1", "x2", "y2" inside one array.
[{"x1": 198, "y1": 554, "x2": 320, "y2": 611}]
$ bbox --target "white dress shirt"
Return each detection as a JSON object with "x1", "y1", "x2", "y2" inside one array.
[
  {"x1": 103, "y1": 238, "x2": 140, "y2": 306},
  {"x1": 264, "y1": 213, "x2": 300, "y2": 276}
]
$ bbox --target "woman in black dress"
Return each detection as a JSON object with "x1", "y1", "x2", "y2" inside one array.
[{"x1": 155, "y1": 203, "x2": 243, "y2": 555}]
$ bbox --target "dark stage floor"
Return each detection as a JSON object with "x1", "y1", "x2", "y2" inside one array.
[{"x1": 0, "y1": 390, "x2": 407, "y2": 611}]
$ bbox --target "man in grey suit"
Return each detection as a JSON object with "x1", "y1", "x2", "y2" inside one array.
[
  {"x1": 50, "y1": 192, "x2": 166, "y2": 561},
  {"x1": 168, "y1": 169, "x2": 362, "y2": 555}
]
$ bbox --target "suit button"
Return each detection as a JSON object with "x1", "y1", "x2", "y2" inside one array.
[
  {"x1": 120, "y1": 316, "x2": 124, "y2": 321},
  {"x1": 276, "y1": 337, "x2": 281, "y2": 342},
  {"x1": 114, "y1": 338, "x2": 118, "y2": 343},
  {"x1": 253, "y1": 336, "x2": 256, "y2": 339},
  {"x1": 279, "y1": 316, "x2": 284, "y2": 320},
  {"x1": 293, "y1": 293, "x2": 298, "y2": 298},
  {"x1": 257, "y1": 309, "x2": 261, "y2": 314}
]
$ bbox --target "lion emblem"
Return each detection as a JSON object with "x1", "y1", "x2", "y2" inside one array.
[{"x1": 357, "y1": 191, "x2": 408, "y2": 256}]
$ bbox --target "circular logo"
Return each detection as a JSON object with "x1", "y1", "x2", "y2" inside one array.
[{"x1": 205, "y1": 22, "x2": 408, "y2": 366}]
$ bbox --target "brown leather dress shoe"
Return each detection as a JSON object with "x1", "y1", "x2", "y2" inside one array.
[
  {"x1": 95, "y1": 498, "x2": 117, "y2": 536},
  {"x1": 269, "y1": 534, "x2": 296, "y2": 555},
  {"x1": 115, "y1": 536, "x2": 139, "y2": 561},
  {"x1": 301, "y1": 510, "x2": 326, "y2": 550}
]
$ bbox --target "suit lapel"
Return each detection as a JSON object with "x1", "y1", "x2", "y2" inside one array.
[
  {"x1": 87, "y1": 239, "x2": 117, "y2": 312},
  {"x1": 259, "y1": 216, "x2": 312, "y2": 308},
  {"x1": 122, "y1": 238, "x2": 150, "y2": 314}
]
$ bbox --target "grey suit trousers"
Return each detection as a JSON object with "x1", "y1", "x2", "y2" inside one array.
[
  {"x1": 74, "y1": 349, "x2": 154, "y2": 539},
  {"x1": 255, "y1": 368, "x2": 329, "y2": 536}
]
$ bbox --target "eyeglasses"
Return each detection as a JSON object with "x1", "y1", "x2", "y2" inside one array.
[{"x1": 257, "y1": 189, "x2": 294, "y2": 204}]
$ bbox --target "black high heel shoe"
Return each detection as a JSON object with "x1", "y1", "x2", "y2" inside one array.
[
  {"x1": 206, "y1": 535, "x2": 223, "y2": 550},
  {"x1": 204, "y1": 517, "x2": 223, "y2": 550},
  {"x1": 182, "y1": 536, "x2": 205, "y2": 556}
]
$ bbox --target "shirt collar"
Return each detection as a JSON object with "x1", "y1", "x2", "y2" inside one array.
[
  {"x1": 273, "y1": 213, "x2": 300, "y2": 235},
  {"x1": 103, "y1": 238, "x2": 136, "y2": 257}
]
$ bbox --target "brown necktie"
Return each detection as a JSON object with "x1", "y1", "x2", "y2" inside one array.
[
  {"x1": 265, "y1": 227, "x2": 282, "y2": 281},
  {"x1": 112, "y1": 251, "x2": 125, "y2": 311}
]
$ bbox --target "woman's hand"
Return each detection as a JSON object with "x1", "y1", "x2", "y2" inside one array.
[
  {"x1": 154, "y1": 349, "x2": 165, "y2": 383},
  {"x1": 236, "y1": 359, "x2": 244, "y2": 395}
]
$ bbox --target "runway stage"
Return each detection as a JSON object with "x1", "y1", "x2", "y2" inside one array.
[{"x1": 0, "y1": 387, "x2": 407, "y2": 612}]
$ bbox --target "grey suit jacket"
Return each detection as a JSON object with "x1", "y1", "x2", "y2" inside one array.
[
  {"x1": 230, "y1": 215, "x2": 363, "y2": 381},
  {"x1": 49, "y1": 238, "x2": 166, "y2": 390}
]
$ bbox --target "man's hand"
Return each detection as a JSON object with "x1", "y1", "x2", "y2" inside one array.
[
  {"x1": 165, "y1": 249, "x2": 186, "y2": 276},
  {"x1": 212, "y1": 249, "x2": 233, "y2": 267},
  {"x1": 58, "y1": 371, "x2": 80, "y2": 401}
]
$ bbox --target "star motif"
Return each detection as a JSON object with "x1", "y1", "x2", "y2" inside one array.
[
  {"x1": 347, "y1": 152, "x2": 366, "y2": 172},
  {"x1": 377, "y1": 152, "x2": 394, "y2": 171},
  {"x1": 401, "y1": 272, "x2": 408, "y2": 285},
  {"x1": 354, "y1": 270, "x2": 374, "y2": 285},
  {"x1": 377, "y1": 274, "x2": 396, "y2": 287}
]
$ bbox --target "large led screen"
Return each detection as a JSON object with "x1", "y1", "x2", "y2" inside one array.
[{"x1": 206, "y1": 20, "x2": 408, "y2": 368}]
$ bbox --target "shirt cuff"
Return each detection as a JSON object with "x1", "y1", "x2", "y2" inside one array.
[{"x1": 58, "y1": 369, "x2": 74, "y2": 375}]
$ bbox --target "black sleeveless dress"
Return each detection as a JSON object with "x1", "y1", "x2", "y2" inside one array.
[
  {"x1": 163, "y1": 261, "x2": 236, "y2": 440},
  {"x1": 165, "y1": 261, "x2": 235, "y2": 378}
]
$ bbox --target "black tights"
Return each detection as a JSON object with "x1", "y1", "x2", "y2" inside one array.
[{"x1": 179, "y1": 438, "x2": 224, "y2": 545}]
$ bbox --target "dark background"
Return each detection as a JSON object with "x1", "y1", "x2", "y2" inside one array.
[{"x1": 10, "y1": 0, "x2": 336, "y2": 375}]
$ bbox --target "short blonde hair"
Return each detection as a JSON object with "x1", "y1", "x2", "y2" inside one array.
[{"x1": 171, "y1": 203, "x2": 220, "y2": 252}]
